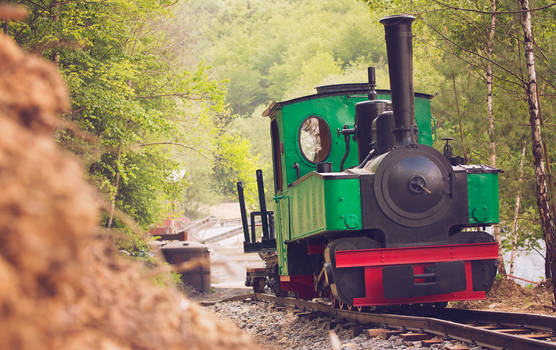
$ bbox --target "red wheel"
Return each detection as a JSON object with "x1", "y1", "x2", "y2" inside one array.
[{"x1": 356, "y1": 306, "x2": 363, "y2": 312}]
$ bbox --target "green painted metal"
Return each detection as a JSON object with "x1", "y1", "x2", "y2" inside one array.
[
  {"x1": 268, "y1": 88, "x2": 433, "y2": 276},
  {"x1": 414, "y1": 96, "x2": 432, "y2": 145},
  {"x1": 274, "y1": 175, "x2": 363, "y2": 275},
  {"x1": 288, "y1": 174, "x2": 326, "y2": 239},
  {"x1": 467, "y1": 173, "x2": 500, "y2": 224},
  {"x1": 281, "y1": 95, "x2": 359, "y2": 185},
  {"x1": 274, "y1": 195, "x2": 290, "y2": 275},
  {"x1": 277, "y1": 92, "x2": 432, "y2": 186},
  {"x1": 323, "y1": 178, "x2": 362, "y2": 231},
  {"x1": 288, "y1": 175, "x2": 362, "y2": 241}
]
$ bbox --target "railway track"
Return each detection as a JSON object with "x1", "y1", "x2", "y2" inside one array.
[{"x1": 206, "y1": 293, "x2": 556, "y2": 350}]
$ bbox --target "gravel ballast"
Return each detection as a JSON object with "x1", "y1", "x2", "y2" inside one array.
[{"x1": 206, "y1": 299, "x2": 484, "y2": 350}]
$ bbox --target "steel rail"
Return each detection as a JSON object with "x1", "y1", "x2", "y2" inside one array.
[
  {"x1": 406, "y1": 307, "x2": 556, "y2": 332},
  {"x1": 250, "y1": 293, "x2": 556, "y2": 350}
]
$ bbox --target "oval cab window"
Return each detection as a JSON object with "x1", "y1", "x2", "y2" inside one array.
[{"x1": 298, "y1": 116, "x2": 331, "y2": 163}]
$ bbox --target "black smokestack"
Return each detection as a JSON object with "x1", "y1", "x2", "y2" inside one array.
[{"x1": 380, "y1": 14, "x2": 416, "y2": 146}]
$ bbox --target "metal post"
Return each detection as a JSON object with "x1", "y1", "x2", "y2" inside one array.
[
  {"x1": 250, "y1": 212, "x2": 257, "y2": 244},
  {"x1": 237, "y1": 182, "x2": 250, "y2": 243},
  {"x1": 269, "y1": 212, "x2": 275, "y2": 239},
  {"x1": 256, "y1": 169, "x2": 270, "y2": 239}
]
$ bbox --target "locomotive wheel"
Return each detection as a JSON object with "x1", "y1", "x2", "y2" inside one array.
[
  {"x1": 448, "y1": 231, "x2": 498, "y2": 293},
  {"x1": 263, "y1": 253, "x2": 288, "y2": 297},
  {"x1": 347, "y1": 304, "x2": 353, "y2": 311},
  {"x1": 356, "y1": 306, "x2": 364, "y2": 313},
  {"x1": 253, "y1": 278, "x2": 266, "y2": 293},
  {"x1": 324, "y1": 237, "x2": 381, "y2": 306}
]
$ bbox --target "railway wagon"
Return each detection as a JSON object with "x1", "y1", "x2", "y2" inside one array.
[{"x1": 239, "y1": 14, "x2": 500, "y2": 309}]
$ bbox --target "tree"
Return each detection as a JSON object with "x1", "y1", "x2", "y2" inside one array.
[
  {"x1": 172, "y1": 0, "x2": 387, "y2": 115},
  {"x1": 517, "y1": 0, "x2": 556, "y2": 297},
  {"x1": 510, "y1": 140, "x2": 527, "y2": 274},
  {"x1": 5, "y1": 1, "x2": 235, "y2": 249}
]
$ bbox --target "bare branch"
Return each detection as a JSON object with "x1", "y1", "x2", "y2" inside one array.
[
  {"x1": 416, "y1": 38, "x2": 524, "y2": 88},
  {"x1": 138, "y1": 142, "x2": 212, "y2": 160},
  {"x1": 19, "y1": 0, "x2": 48, "y2": 12},
  {"x1": 429, "y1": 0, "x2": 556, "y2": 15},
  {"x1": 133, "y1": 93, "x2": 203, "y2": 100},
  {"x1": 418, "y1": 16, "x2": 525, "y2": 84}
]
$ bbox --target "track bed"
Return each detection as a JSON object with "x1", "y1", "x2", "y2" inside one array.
[{"x1": 204, "y1": 293, "x2": 556, "y2": 350}]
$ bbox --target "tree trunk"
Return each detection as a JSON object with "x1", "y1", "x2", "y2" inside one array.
[
  {"x1": 543, "y1": 140, "x2": 555, "y2": 279},
  {"x1": 2, "y1": 0, "x2": 10, "y2": 34},
  {"x1": 518, "y1": 0, "x2": 556, "y2": 298},
  {"x1": 510, "y1": 141, "x2": 527, "y2": 275},
  {"x1": 543, "y1": 139, "x2": 556, "y2": 222},
  {"x1": 51, "y1": 0, "x2": 60, "y2": 64},
  {"x1": 486, "y1": 0, "x2": 507, "y2": 275}
]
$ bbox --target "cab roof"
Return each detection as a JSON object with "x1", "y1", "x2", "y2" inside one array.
[{"x1": 262, "y1": 83, "x2": 433, "y2": 117}]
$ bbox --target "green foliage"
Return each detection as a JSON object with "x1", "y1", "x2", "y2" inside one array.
[
  {"x1": 110, "y1": 225, "x2": 151, "y2": 256},
  {"x1": 213, "y1": 133, "x2": 262, "y2": 204},
  {"x1": 152, "y1": 269, "x2": 183, "y2": 288},
  {"x1": 173, "y1": 0, "x2": 389, "y2": 115},
  {"x1": 7, "y1": 0, "x2": 251, "y2": 242}
]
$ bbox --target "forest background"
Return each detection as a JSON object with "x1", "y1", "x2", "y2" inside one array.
[{"x1": 2, "y1": 0, "x2": 554, "y2": 281}]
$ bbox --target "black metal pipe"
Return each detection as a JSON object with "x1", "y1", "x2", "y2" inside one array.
[
  {"x1": 268, "y1": 212, "x2": 275, "y2": 239},
  {"x1": 237, "y1": 182, "x2": 250, "y2": 244},
  {"x1": 316, "y1": 162, "x2": 332, "y2": 173},
  {"x1": 355, "y1": 100, "x2": 390, "y2": 163},
  {"x1": 256, "y1": 169, "x2": 270, "y2": 239},
  {"x1": 368, "y1": 66, "x2": 377, "y2": 100},
  {"x1": 375, "y1": 110, "x2": 396, "y2": 154},
  {"x1": 380, "y1": 14, "x2": 416, "y2": 146},
  {"x1": 250, "y1": 212, "x2": 257, "y2": 243}
]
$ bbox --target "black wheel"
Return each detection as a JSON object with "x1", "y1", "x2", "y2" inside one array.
[
  {"x1": 448, "y1": 231, "x2": 498, "y2": 292},
  {"x1": 324, "y1": 237, "x2": 381, "y2": 306},
  {"x1": 253, "y1": 278, "x2": 265, "y2": 293}
]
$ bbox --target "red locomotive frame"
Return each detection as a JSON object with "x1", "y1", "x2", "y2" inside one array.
[{"x1": 280, "y1": 242, "x2": 498, "y2": 305}]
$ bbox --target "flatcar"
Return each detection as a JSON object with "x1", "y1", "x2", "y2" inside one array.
[{"x1": 238, "y1": 14, "x2": 500, "y2": 309}]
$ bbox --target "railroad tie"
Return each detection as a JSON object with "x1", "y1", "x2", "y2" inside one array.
[{"x1": 399, "y1": 333, "x2": 433, "y2": 341}]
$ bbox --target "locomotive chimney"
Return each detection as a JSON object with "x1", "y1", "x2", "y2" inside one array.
[{"x1": 380, "y1": 14, "x2": 416, "y2": 146}]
